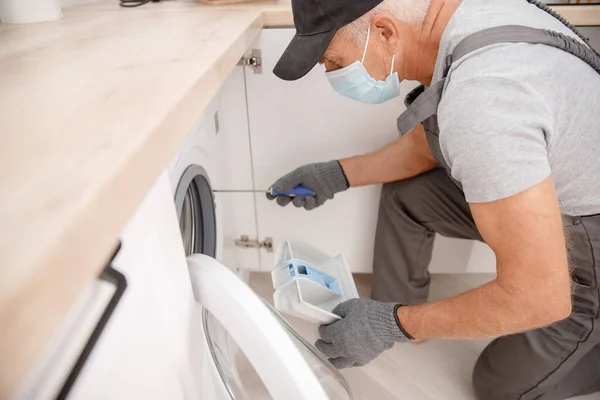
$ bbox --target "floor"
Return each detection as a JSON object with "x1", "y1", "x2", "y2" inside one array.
[{"x1": 249, "y1": 272, "x2": 600, "y2": 400}]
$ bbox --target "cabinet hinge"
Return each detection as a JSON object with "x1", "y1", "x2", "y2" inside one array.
[
  {"x1": 235, "y1": 235, "x2": 273, "y2": 252},
  {"x1": 239, "y1": 49, "x2": 262, "y2": 74}
]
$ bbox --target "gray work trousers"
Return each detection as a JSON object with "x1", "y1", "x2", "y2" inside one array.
[{"x1": 371, "y1": 169, "x2": 600, "y2": 400}]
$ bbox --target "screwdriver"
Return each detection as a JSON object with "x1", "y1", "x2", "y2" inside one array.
[{"x1": 214, "y1": 185, "x2": 315, "y2": 197}]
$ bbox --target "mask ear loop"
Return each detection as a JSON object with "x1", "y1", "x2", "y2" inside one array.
[
  {"x1": 363, "y1": 24, "x2": 397, "y2": 76},
  {"x1": 361, "y1": 24, "x2": 371, "y2": 64}
]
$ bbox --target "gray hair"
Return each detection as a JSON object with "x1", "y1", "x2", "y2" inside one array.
[{"x1": 341, "y1": 0, "x2": 431, "y2": 44}]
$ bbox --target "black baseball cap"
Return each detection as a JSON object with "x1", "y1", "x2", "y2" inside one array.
[{"x1": 273, "y1": 0, "x2": 383, "y2": 81}]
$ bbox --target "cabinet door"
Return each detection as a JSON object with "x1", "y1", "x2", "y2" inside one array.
[
  {"x1": 215, "y1": 192, "x2": 260, "y2": 271},
  {"x1": 213, "y1": 66, "x2": 255, "y2": 192},
  {"x1": 244, "y1": 29, "x2": 418, "y2": 272},
  {"x1": 214, "y1": 66, "x2": 261, "y2": 269}
]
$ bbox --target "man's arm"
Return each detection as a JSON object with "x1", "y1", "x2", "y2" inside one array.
[
  {"x1": 339, "y1": 124, "x2": 438, "y2": 187},
  {"x1": 397, "y1": 176, "x2": 572, "y2": 339}
]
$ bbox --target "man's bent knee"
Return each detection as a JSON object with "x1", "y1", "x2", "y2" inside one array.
[
  {"x1": 379, "y1": 171, "x2": 442, "y2": 212},
  {"x1": 473, "y1": 354, "x2": 503, "y2": 400},
  {"x1": 472, "y1": 343, "x2": 541, "y2": 400}
]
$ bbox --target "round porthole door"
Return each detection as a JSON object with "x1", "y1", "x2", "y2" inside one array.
[{"x1": 174, "y1": 165, "x2": 216, "y2": 258}]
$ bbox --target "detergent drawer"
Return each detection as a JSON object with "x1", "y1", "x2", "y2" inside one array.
[{"x1": 272, "y1": 240, "x2": 359, "y2": 324}]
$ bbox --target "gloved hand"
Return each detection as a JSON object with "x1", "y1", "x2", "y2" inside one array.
[
  {"x1": 266, "y1": 160, "x2": 349, "y2": 210},
  {"x1": 315, "y1": 299, "x2": 413, "y2": 369}
]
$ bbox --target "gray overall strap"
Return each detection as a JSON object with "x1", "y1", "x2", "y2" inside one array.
[
  {"x1": 396, "y1": 80, "x2": 445, "y2": 135},
  {"x1": 396, "y1": 25, "x2": 600, "y2": 136},
  {"x1": 450, "y1": 25, "x2": 600, "y2": 74},
  {"x1": 525, "y1": 0, "x2": 600, "y2": 58}
]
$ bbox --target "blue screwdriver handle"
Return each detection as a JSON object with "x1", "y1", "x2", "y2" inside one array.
[{"x1": 269, "y1": 185, "x2": 315, "y2": 198}]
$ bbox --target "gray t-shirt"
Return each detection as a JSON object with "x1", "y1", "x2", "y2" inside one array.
[{"x1": 434, "y1": 0, "x2": 600, "y2": 216}]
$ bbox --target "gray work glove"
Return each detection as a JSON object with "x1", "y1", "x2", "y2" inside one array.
[
  {"x1": 266, "y1": 160, "x2": 349, "y2": 210},
  {"x1": 315, "y1": 299, "x2": 413, "y2": 369}
]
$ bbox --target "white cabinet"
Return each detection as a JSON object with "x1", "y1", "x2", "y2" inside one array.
[
  {"x1": 243, "y1": 29, "x2": 417, "y2": 272},
  {"x1": 213, "y1": 65, "x2": 255, "y2": 192},
  {"x1": 212, "y1": 66, "x2": 261, "y2": 270},
  {"x1": 215, "y1": 191, "x2": 260, "y2": 270}
]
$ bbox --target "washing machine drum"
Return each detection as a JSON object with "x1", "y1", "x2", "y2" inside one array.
[{"x1": 174, "y1": 165, "x2": 216, "y2": 257}]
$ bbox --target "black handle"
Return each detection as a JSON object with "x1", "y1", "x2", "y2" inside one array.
[
  {"x1": 119, "y1": 0, "x2": 160, "y2": 7},
  {"x1": 56, "y1": 243, "x2": 127, "y2": 400}
]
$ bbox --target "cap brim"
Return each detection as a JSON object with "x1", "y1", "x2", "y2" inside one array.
[{"x1": 273, "y1": 30, "x2": 337, "y2": 81}]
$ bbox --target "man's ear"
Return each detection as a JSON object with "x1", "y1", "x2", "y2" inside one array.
[{"x1": 371, "y1": 14, "x2": 402, "y2": 52}]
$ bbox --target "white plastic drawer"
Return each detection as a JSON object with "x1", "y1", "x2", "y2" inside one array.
[{"x1": 271, "y1": 240, "x2": 359, "y2": 324}]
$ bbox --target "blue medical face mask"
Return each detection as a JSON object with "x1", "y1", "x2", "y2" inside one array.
[{"x1": 326, "y1": 25, "x2": 400, "y2": 104}]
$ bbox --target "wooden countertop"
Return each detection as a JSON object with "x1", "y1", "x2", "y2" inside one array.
[{"x1": 0, "y1": 0, "x2": 598, "y2": 397}]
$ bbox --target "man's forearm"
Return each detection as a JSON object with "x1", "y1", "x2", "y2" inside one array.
[
  {"x1": 397, "y1": 276, "x2": 570, "y2": 340},
  {"x1": 339, "y1": 125, "x2": 438, "y2": 187},
  {"x1": 402, "y1": 177, "x2": 572, "y2": 340}
]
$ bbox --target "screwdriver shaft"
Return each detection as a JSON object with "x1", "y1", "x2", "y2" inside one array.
[{"x1": 213, "y1": 190, "x2": 267, "y2": 193}]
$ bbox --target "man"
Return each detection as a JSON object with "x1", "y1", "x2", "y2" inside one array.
[{"x1": 267, "y1": 0, "x2": 600, "y2": 398}]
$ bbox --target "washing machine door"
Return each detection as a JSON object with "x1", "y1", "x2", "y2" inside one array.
[{"x1": 188, "y1": 255, "x2": 353, "y2": 400}]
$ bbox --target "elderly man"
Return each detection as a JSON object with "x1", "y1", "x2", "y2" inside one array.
[{"x1": 267, "y1": 0, "x2": 600, "y2": 398}]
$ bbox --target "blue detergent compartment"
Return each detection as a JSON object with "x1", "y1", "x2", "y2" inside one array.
[{"x1": 283, "y1": 261, "x2": 341, "y2": 295}]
